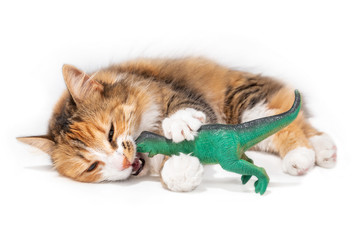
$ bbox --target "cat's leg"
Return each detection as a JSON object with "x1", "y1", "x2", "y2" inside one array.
[
  {"x1": 160, "y1": 107, "x2": 206, "y2": 191},
  {"x1": 303, "y1": 122, "x2": 337, "y2": 168},
  {"x1": 267, "y1": 88, "x2": 336, "y2": 173},
  {"x1": 241, "y1": 88, "x2": 316, "y2": 175},
  {"x1": 160, "y1": 154, "x2": 204, "y2": 192},
  {"x1": 271, "y1": 123, "x2": 316, "y2": 176}
]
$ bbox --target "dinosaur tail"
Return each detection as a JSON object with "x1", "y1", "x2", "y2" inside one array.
[{"x1": 238, "y1": 90, "x2": 302, "y2": 151}]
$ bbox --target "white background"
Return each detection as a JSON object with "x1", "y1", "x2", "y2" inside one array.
[{"x1": 1, "y1": 1, "x2": 359, "y2": 239}]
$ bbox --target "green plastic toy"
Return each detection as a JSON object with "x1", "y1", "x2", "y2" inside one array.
[{"x1": 136, "y1": 90, "x2": 301, "y2": 195}]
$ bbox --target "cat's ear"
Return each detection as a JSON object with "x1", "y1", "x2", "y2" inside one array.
[
  {"x1": 17, "y1": 136, "x2": 55, "y2": 155},
  {"x1": 62, "y1": 64, "x2": 104, "y2": 104}
]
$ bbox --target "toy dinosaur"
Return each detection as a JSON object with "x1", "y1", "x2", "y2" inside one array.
[{"x1": 136, "y1": 90, "x2": 301, "y2": 195}]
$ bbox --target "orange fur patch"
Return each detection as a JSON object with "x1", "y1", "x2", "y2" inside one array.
[{"x1": 268, "y1": 88, "x2": 314, "y2": 157}]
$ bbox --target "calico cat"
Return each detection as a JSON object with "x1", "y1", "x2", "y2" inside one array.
[{"x1": 18, "y1": 57, "x2": 337, "y2": 191}]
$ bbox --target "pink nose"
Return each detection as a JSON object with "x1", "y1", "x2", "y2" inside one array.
[{"x1": 111, "y1": 155, "x2": 130, "y2": 170}]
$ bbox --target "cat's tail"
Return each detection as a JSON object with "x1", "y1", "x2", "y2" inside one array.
[{"x1": 238, "y1": 90, "x2": 302, "y2": 151}]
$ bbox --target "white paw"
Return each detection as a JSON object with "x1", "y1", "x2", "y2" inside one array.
[
  {"x1": 161, "y1": 153, "x2": 204, "y2": 192},
  {"x1": 310, "y1": 134, "x2": 337, "y2": 168},
  {"x1": 162, "y1": 108, "x2": 206, "y2": 143},
  {"x1": 282, "y1": 147, "x2": 315, "y2": 176}
]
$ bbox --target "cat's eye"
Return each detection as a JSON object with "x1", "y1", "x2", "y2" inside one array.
[
  {"x1": 108, "y1": 123, "x2": 114, "y2": 143},
  {"x1": 87, "y1": 161, "x2": 99, "y2": 172}
]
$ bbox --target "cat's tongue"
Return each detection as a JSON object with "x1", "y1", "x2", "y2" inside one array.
[{"x1": 132, "y1": 153, "x2": 145, "y2": 176}]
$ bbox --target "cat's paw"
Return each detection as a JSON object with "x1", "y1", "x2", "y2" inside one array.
[
  {"x1": 162, "y1": 108, "x2": 206, "y2": 143},
  {"x1": 161, "y1": 153, "x2": 204, "y2": 192},
  {"x1": 309, "y1": 134, "x2": 337, "y2": 168},
  {"x1": 282, "y1": 147, "x2": 315, "y2": 176}
]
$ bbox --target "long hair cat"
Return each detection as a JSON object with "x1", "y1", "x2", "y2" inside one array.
[{"x1": 18, "y1": 57, "x2": 336, "y2": 191}]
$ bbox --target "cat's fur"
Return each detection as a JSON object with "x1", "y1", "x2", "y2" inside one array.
[{"x1": 18, "y1": 57, "x2": 337, "y2": 191}]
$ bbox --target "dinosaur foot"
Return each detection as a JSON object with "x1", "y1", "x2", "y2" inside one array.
[
  {"x1": 254, "y1": 178, "x2": 269, "y2": 195},
  {"x1": 241, "y1": 175, "x2": 252, "y2": 185}
]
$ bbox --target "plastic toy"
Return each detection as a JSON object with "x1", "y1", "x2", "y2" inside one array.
[{"x1": 136, "y1": 90, "x2": 301, "y2": 195}]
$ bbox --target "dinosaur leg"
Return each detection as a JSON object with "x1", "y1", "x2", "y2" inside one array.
[
  {"x1": 219, "y1": 158, "x2": 269, "y2": 195},
  {"x1": 240, "y1": 154, "x2": 254, "y2": 185}
]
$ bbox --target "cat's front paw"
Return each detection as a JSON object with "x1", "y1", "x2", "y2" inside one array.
[
  {"x1": 162, "y1": 108, "x2": 206, "y2": 143},
  {"x1": 161, "y1": 153, "x2": 204, "y2": 192}
]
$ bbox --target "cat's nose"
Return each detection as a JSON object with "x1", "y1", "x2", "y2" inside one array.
[
  {"x1": 111, "y1": 155, "x2": 129, "y2": 170},
  {"x1": 122, "y1": 157, "x2": 131, "y2": 169}
]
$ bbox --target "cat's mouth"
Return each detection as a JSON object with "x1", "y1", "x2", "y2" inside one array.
[{"x1": 131, "y1": 153, "x2": 145, "y2": 176}]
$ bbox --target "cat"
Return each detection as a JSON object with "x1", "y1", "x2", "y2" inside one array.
[{"x1": 18, "y1": 57, "x2": 337, "y2": 191}]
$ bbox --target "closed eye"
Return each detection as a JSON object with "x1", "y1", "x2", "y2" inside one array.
[
  {"x1": 87, "y1": 161, "x2": 99, "y2": 172},
  {"x1": 108, "y1": 123, "x2": 114, "y2": 143}
]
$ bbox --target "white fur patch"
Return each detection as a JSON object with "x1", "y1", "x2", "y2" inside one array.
[
  {"x1": 102, "y1": 165, "x2": 133, "y2": 181},
  {"x1": 309, "y1": 134, "x2": 337, "y2": 168},
  {"x1": 241, "y1": 101, "x2": 276, "y2": 151},
  {"x1": 86, "y1": 135, "x2": 136, "y2": 181},
  {"x1": 282, "y1": 147, "x2": 316, "y2": 175},
  {"x1": 88, "y1": 148, "x2": 133, "y2": 181},
  {"x1": 135, "y1": 103, "x2": 161, "y2": 138},
  {"x1": 162, "y1": 108, "x2": 206, "y2": 143},
  {"x1": 161, "y1": 153, "x2": 204, "y2": 192}
]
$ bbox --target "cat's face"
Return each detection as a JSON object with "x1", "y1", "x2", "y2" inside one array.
[
  {"x1": 50, "y1": 97, "x2": 146, "y2": 182},
  {"x1": 18, "y1": 65, "x2": 156, "y2": 182}
]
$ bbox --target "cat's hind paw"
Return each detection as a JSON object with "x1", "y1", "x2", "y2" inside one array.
[
  {"x1": 310, "y1": 134, "x2": 337, "y2": 168},
  {"x1": 282, "y1": 147, "x2": 315, "y2": 176}
]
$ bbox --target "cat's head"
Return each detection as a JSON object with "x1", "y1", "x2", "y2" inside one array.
[{"x1": 18, "y1": 65, "x2": 158, "y2": 182}]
